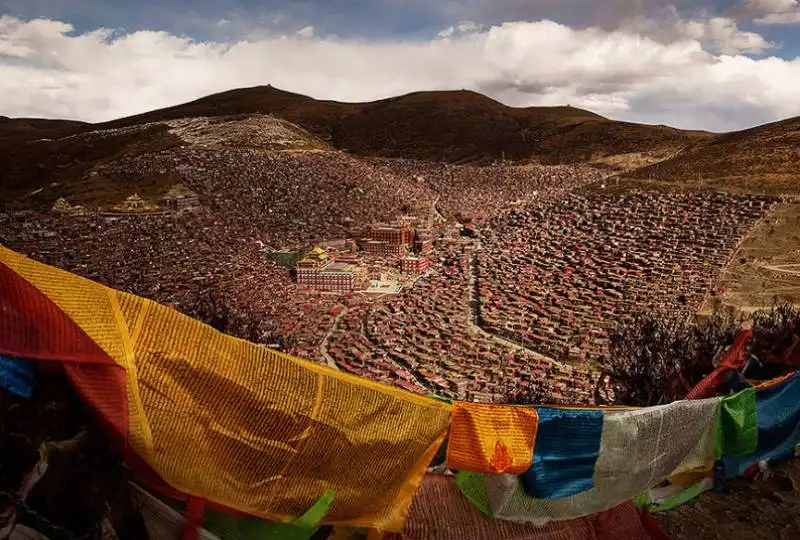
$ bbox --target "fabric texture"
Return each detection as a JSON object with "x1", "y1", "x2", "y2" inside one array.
[
  {"x1": 457, "y1": 471, "x2": 494, "y2": 516},
  {"x1": 686, "y1": 330, "x2": 752, "y2": 400},
  {"x1": 631, "y1": 492, "x2": 652, "y2": 509},
  {"x1": 648, "y1": 478, "x2": 713, "y2": 513},
  {"x1": 467, "y1": 398, "x2": 721, "y2": 524},
  {"x1": 447, "y1": 402, "x2": 539, "y2": 475},
  {"x1": 0, "y1": 256, "x2": 132, "y2": 454},
  {"x1": 0, "y1": 247, "x2": 453, "y2": 532},
  {"x1": 717, "y1": 388, "x2": 758, "y2": 456},
  {"x1": 636, "y1": 510, "x2": 671, "y2": 540},
  {"x1": 667, "y1": 386, "x2": 757, "y2": 486},
  {"x1": 521, "y1": 407, "x2": 603, "y2": 499},
  {"x1": 0, "y1": 356, "x2": 36, "y2": 399},
  {"x1": 181, "y1": 497, "x2": 207, "y2": 540},
  {"x1": 718, "y1": 372, "x2": 800, "y2": 479},
  {"x1": 402, "y1": 474, "x2": 662, "y2": 540},
  {"x1": 665, "y1": 465, "x2": 712, "y2": 488}
]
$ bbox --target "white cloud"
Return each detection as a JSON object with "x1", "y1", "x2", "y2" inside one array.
[
  {"x1": 1, "y1": 15, "x2": 799, "y2": 132},
  {"x1": 437, "y1": 20, "x2": 484, "y2": 39},
  {"x1": 621, "y1": 9, "x2": 773, "y2": 54},
  {"x1": 675, "y1": 17, "x2": 773, "y2": 54},
  {"x1": 296, "y1": 25, "x2": 314, "y2": 38},
  {"x1": 730, "y1": 0, "x2": 800, "y2": 24},
  {"x1": 755, "y1": 11, "x2": 800, "y2": 23},
  {"x1": 733, "y1": 0, "x2": 797, "y2": 16}
]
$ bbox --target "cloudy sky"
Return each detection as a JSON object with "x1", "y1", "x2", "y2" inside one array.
[{"x1": 2, "y1": 0, "x2": 800, "y2": 131}]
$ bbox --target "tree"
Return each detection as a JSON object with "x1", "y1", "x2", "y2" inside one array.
[
  {"x1": 596, "y1": 309, "x2": 740, "y2": 406},
  {"x1": 501, "y1": 379, "x2": 554, "y2": 405},
  {"x1": 597, "y1": 301, "x2": 800, "y2": 407},
  {"x1": 750, "y1": 300, "x2": 800, "y2": 364}
]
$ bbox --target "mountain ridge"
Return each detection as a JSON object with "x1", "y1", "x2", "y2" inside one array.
[
  {"x1": 623, "y1": 115, "x2": 800, "y2": 193},
  {"x1": 0, "y1": 86, "x2": 711, "y2": 165},
  {"x1": 1, "y1": 85, "x2": 798, "y2": 194},
  {"x1": 94, "y1": 85, "x2": 711, "y2": 165}
]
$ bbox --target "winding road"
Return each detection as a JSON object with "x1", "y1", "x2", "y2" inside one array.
[
  {"x1": 319, "y1": 305, "x2": 347, "y2": 370},
  {"x1": 466, "y1": 239, "x2": 569, "y2": 367}
]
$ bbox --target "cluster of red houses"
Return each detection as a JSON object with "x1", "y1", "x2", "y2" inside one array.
[{"x1": 295, "y1": 217, "x2": 435, "y2": 293}]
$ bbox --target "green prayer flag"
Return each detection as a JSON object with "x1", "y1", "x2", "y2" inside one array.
[
  {"x1": 456, "y1": 471, "x2": 493, "y2": 516},
  {"x1": 632, "y1": 491, "x2": 652, "y2": 509},
  {"x1": 203, "y1": 489, "x2": 335, "y2": 540},
  {"x1": 718, "y1": 387, "x2": 758, "y2": 456},
  {"x1": 650, "y1": 481, "x2": 709, "y2": 513}
]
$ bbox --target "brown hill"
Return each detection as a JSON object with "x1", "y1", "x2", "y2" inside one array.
[
  {"x1": 0, "y1": 114, "x2": 333, "y2": 210},
  {"x1": 97, "y1": 85, "x2": 357, "y2": 141},
  {"x1": 0, "y1": 117, "x2": 91, "y2": 180},
  {"x1": 0, "y1": 117, "x2": 87, "y2": 141},
  {"x1": 0, "y1": 86, "x2": 711, "y2": 210},
  {"x1": 0, "y1": 122, "x2": 184, "y2": 208},
  {"x1": 625, "y1": 116, "x2": 800, "y2": 194},
  {"x1": 97, "y1": 85, "x2": 708, "y2": 165},
  {"x1": 328, "y1": 90, "x2": 706, "y2": 165},
  {"x1": 2, "y1": 85, "x2": 799, "y2": 197}
]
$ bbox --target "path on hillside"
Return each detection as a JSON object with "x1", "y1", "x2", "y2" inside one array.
[
  {"x1": 700, "y1": 202, "x2": 800, "y2": 313},
  {"x1": 358, "y1": 307, "x2": 435, "y2": 395},
  {"x1": 696, "y1": 209, "x2": 773, "y2": 316},
  {"x1": 319, "y1": 306, "x2": 347, "y2": 370},
  {"x1": 431, "y1": 195, "x2": 447, "y2": 223},
  {"x1": 455, "y1": 174, "x2": 616, "y2": 362},
  {"x1": 760, "y1": 264, "x2": 800, "y2": 276}
]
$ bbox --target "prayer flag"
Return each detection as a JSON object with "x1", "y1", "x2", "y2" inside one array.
[
  {"x1": 718, "y1": 373, "x2": 800, "y2": 479},
  {"x1": 446, "y1": 401, "x2": 539, "y2": 475},
  {"x1": 521, "y1": 407, "x2": 603, "y2": 499}
]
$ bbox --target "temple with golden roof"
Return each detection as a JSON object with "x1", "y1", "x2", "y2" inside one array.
[
  {"x1": 297, "y1": 246, "x2": 330, "y2": 269},
  {"x1": 51, "y1": 197, "x2": 86, "y2": 216},
  {"x1": 296, "y1": 246, "x2": 356, "y2": 293},
  {"x1": 111, "y1": 194, "x2": 160, "y2": 214}
]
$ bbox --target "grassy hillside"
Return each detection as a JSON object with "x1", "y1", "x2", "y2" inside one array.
[
  {"x1": 625, "y1": 116, "x2": 800, "y2": 193},
  {"x1": 0, "y1": 117, "x2": 88, "y2": 142}
]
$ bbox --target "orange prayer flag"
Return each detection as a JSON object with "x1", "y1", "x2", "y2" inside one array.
[{"x1": 446, "y1": 402, "x2": 538, "y2": 475}]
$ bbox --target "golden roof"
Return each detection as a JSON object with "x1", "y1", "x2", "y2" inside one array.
[
  {"x1": 52, "y1": 198, "x2": 72, "y2": 211},
  {"x1": 305, "y1": 246, "x2": 329, "y2": 260},
  {"x1": 298, "y1": 246, "x2": 332, "y2": 267},
  {"x1": 112, "y1": 193, "x2": 160, "y2": 213}
]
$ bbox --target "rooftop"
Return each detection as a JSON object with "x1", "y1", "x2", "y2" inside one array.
[{"x1": 326, "y1": 262, "x2": 354, "y2": 272}]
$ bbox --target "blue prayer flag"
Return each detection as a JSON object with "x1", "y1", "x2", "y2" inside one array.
[{"x1": 521, "y1": 407, "x2": 604, "y2": 499}]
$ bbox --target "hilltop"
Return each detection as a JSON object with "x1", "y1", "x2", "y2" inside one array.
[
  {"x1": 1, "y1": 85, "x2": 799, "y2": 208},
  {"x1": 0, "y1": 114, "x2": 333, "y2": 210},
  {"x1": 625, "y1": 116, "x2": 800, "y2": 194},
  {"x1": 94, "y1": 85, "x2": 709, "y2": 165},
  {"x1": 0, "y1": 116, "x2": 88, "y2": 141},
  {"x1": 0, "y1": 85, "x2": 687, "y2": 213},
  {"x1": 95, "y1": 85, "x2": 800, "y2": 186}
]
